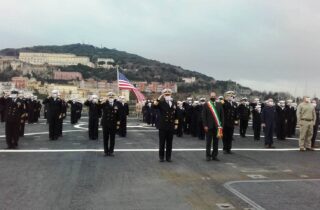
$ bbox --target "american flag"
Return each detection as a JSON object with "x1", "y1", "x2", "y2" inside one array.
[{"x1": 118, "y1": 72, "x2": 145, "y2": 103}]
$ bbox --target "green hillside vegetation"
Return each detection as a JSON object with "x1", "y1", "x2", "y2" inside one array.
[{"x1": 0, "y1": 44, "x2": 291, "y2": 99}]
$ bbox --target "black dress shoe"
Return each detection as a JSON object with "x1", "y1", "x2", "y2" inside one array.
[
  {"x1": 206, "y1": 157, "x2": 211, "y2": 161},
  {"x1": 212, "y1": 157, "x2": 220, "y2": 161},
  {"x1": 166, "y1": 159, "x2": 172, "y2": 162},
  {"x1": 159, "y1": 159, "x2": 164, "y2": 162},
  {"x1": 104, "y1": 153, "x2": 109, "y2": 156},
  {"x1": 109, "y1": 153, "x2": 115, "y2": 156}
]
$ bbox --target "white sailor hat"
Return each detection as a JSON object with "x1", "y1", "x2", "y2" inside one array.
[
  {"x1": 241, "y1": 97, "x2": 248, "y2": 101},
  {"x1": 161, "y1": 89, "x2": 172, "y2": 95},
  {"x1": 224, "y1": 91, "x2": 235, "y2": 97},
  {"x1": 51, "y1": 90, "x2": 59, "y2": 95},
  {"x1": 107, "y1": 92, "x2": 116, "y2": 98}
]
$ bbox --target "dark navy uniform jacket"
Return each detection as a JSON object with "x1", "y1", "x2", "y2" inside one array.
[
  {"x1": 153, "y1": 100, "x2": 178, "y2": 131},
  {"x1": 223, "y1": 101, "x2": 238, "y2": 127},
  {"x1": 42, "y1": 97, "x2": 63, "y2": 120},
  {"x1": 101, "y1": 101, "x2": 120, "y2": 130},
  {"x1": 5, "y1": 98, "x2": 25, "y2": 123}
]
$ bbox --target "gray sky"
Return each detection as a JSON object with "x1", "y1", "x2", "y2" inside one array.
[{"x1": 1, "y1": 0, "x2": 320, "y2": 96}]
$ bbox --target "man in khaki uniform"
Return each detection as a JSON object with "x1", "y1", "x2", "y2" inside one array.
[{"x1": 297, "y1": 96, "x2": 316, "y2": 151}]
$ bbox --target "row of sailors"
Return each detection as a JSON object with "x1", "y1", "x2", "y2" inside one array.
[
  {"x1": 0, "y1": 90, "x2": 43, "y2": 149},
  {"x1": 143, "y1": 92, "x2": 319, "y2": 150},
  {"x1": 151, "y1": 89, "x2": 319, "y2": 162},
  {"x1": 1, "y1": 88, "x2": 318, "y2": 161},
  {"x1": 0, "y1": 91, "x2": 42, "y2": 124},
  {"x1": 0, "y1": 90, "x2": 129, "y2": 155}
]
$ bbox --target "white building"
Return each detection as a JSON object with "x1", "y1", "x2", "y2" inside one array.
[
  {"x1": 182, "y1": 77, "x2": 196, "y2": 83},
  {"x1": 97, "y1": 58, "x2": 115, "y2": 69},
  {"x1": 19, "y1": 52, "x2": 94, "y2": 67}
]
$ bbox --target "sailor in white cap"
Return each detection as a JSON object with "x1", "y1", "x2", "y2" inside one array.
[
  {"x1": 84, "y1": 94, "x2": 101, "y2": 140},
  {"x1": 222, "y1": 91, "x2": 238, "y2": 154},
  {"x1": 101, "y1": 92, "x2": 120, "y2": 156},
  {"x1": 154, "y1": 88, "x2": 178, "y2": 162},
  {"x1": 0, "y1": 90, "x2": 6, "y2": 122},
  {"x1": 42, "y1": 90, "x2": 63, "y2": 140},
  {"x1": 238, "y1": 97, "x2": 250, "y2": 138},
  {"x1": 117, "y1": 95, "x2": 129, "y2": 137},
  {"x1": 276, "y1": 100, "x2": 287, "y2": 140},
  {"x1": 4, "y1": 90, "x2": 25, "y2": 149},
  {"x1": 183, "y1": 97, "x2": 193, "y2": 134}
]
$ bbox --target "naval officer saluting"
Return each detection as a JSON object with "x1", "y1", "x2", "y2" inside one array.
[{"x1": 153, "y1": 89, "x2": 179, "y2": 162}]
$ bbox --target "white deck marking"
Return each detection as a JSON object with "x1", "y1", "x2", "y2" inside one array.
[
  {"x1": 0, "y1": 130, "x2": 87, "y2": 138},
  {"x1": 224, "y1": 179, "x2": 320, "y2": 210},
  {"x1": 233, "y1": 133, "x2": 320, "y2": 142},
  {"x1": 246, "y1": 174, "x2": 267, "y2": 179},
  {"x1": 0, "y1": 148, "x2": 319, "y2": 153}
]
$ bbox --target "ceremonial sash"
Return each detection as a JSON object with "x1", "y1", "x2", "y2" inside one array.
[{"x1": 207, "y1": 101, "x2": 223, "y2": 139}]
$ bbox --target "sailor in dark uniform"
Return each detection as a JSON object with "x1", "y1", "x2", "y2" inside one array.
[
  {"x1": 33, "y1": 96, "x2": 42, "y2": 123},
  {"x1": 276, "y1": 100, "x2": 288, "y2": 140},
  {"x1": 0, "y1": 91, "x2": 7, "y2": 122},
  {"x1": 261, "y1": 99, "x2": 277, "y2": 148},
  {"x1": 291, "y1": 102, "x2": 298, "y2": 136},
  {"x1": 197, "y1": 98, "x2": 206, "y2": 140},
  {"x1": 144, "y1": 100, "x2": 154, "y2": 126},
  {"x1": 18, "y1": 91, "x2": 28, "y2": 137},
  {"x1": 176, "y1": 101, "x2": 185, "y2": 137},
  {"x1": 42, "y1": 90, "x2": 63, "y2": 140},
  {"x1": 84, "y1": 95, "x2": 102, "y2": 140},
  {"x1": 5, "y1": 90, "x2": 25, "y2": 149},
  {"x1": 252, "y1": 104, "x2": 262, "y2": 140},
  {"x1": 26, "y1": 94, "x2": 35, "y2": 124},
  {"x1": 58, "y1": 94, "x2": 67, "y2": 137},
  {"x1": 183, "y1": 97, "x2": 193, "y2": 134},
  {"x1": 286, "y1": 99, "x2": 295, "y2": 138},
  {"x1": 101, "y1": 92, "x2": 120, "y2": 156},
  {"x1": 153, "y1": 89, "x2": 179, "y2": 162},
  {"x1": 222, "y1": 91, "x2": 238, "y2": 154},
  {"x1": 190, "y1": 100, "x2": 200, "y2": 137},
  {"x1": 237, "y1": 97, "x2": 250, "y2": 138},
  {"x1": 75, "y1": 99, "x2": 82, "y2": 123},
  {"x1": 67, "y1": 98, "x2": 80, "y2": 124},
  {"x1": 117, "y1": 96, "x2": 129, "y2": 137}
]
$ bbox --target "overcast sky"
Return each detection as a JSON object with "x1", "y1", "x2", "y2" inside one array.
[{"x1": 1, "y1": 0, "x2": 319, "y2": 96}]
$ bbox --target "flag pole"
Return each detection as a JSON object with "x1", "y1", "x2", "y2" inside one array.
[{"x1": 116, "y1": 65, "x2": 120, "y2": 96}]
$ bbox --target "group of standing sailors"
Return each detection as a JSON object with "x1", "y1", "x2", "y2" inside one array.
[{"x1": 1, "y1": 88, "x2": 318, "y2": 161}]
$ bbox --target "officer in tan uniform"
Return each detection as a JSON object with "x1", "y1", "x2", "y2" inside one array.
[{"x1": 297, "y1": 96, "x2": 316, "y2": 151}]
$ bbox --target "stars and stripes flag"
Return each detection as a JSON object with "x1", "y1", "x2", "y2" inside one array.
[{"x1": 118, "y1": 71, "x2": 146, "y2": 103}]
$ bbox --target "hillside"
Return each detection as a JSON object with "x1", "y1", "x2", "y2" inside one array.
[{"x1": 0, "y1": 43, "x2": 253, "y2": 95}]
